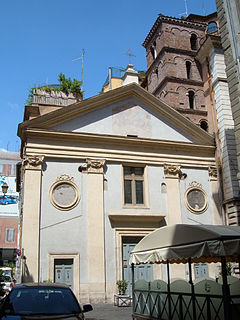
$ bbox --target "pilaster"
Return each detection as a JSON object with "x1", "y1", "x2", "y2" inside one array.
[
  {"x1": 21, "y1": 155, "x2": 44, "y2": 282},
  {"x1": 86, "y1": 158, "x2": 106, "y2": 302},
  {"x1": 164, "y1": 164, "x2": 182, "y2": 225}
]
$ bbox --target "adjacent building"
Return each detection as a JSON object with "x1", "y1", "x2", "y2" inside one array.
[
  {"x1": 216, "y1": 0, "x2": 240, "y2": 224},
  {"x1": 0, "y1": 151, "x2": 20, "y2": 266}
]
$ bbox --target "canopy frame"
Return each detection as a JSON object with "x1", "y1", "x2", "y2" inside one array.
[{"x1": 130, "y1": 224, "x2": 240, "y2": 320}]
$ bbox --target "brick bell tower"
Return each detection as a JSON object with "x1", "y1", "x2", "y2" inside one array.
[{"x1": 142, "y1": 13, "x2": 218, "y2": 132}]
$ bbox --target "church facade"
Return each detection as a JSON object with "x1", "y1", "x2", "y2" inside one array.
[{"x1": 18, "y1": 75, "x2": 221, "y2": 302}]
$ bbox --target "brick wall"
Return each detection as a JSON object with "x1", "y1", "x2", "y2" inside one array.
[{"x1": 143, "y1": 17, "x2": 208, "y2": 127}]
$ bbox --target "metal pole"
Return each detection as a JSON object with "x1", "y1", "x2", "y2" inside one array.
[
  {"x1": 108, "y1": 67, "x2": 112, "y2": 90},
  {"x1": 167, "y1": 260, "x2": 172, "y2": 320},
  {"x1": 131, "y1": 263, "x2": 135, "y2": 314},
  {"x1": 221, "y1": 256, "x2": 231, "y2": 320},
  {"x1": 148, "y1": 281, "x2": 152, "y2": 316},
  {"x1": 188, "y1": 258, "x2": 196, "y2": 320},
  {"x1": 238, "y1": 256, "x2": 240, "y2": 275}
]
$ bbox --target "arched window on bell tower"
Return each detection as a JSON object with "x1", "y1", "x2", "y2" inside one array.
[
  {"x1": 200, "y1": 120, "x2": 208, "y2": 132},
  {"x1": 207, "y1": 21, "x2": 218, "y2": 34},
  {"x1": 150, "y1": 41, "x2": 157, "y2": 59},
  {"x1": 188, "y1": 90, "x2": 195, "y2": 109},
  {"x1": 186, "y1": 61, "x2": 192, "y2": 79},
  {"x1": 190, "y1": 34, "x2": 197, "y2": 50}
]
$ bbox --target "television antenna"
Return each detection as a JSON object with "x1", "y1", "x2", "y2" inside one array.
[
  {"x1": 179, "y1": 0, "x2": 188, "y2": 17},
  {"x1": 72, "y1": 48, "x2": 85, "y2": 85},
  {"x1": 201, "y1": 1, "x2": 206, "y2": 16}
]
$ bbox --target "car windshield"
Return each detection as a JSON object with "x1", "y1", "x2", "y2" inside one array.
[
  {"x1": 0, "y1": 275, "x2": 12, "y2": 282},
  {"x1": 3, "y1": 287, "x2": 81, "y2": 316}
]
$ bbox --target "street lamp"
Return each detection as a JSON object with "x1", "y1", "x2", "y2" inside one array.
[{"x1": 2, "y1": 182, "x2": 9, "y2": 195}]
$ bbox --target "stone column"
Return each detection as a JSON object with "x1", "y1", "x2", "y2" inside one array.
[
  {"x1": 21, "y1": 155, "x2": 44, "y2": 282},
  {"x1": 164, "y1": 164, "x2": 182, "y2": 225},
  {"x1": 86, "y1": 158, "x2": 106, "y2": 302}
]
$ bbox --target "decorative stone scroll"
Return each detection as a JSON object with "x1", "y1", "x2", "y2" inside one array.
[
  {"x1": 208, "y1": 166, "x2": 218, "y2": 181},
  {"x1": 164, "y1": 164, "x2": 181, "y2": 179},
  {"x1": 22, "y1": 155, "x2": 44, "y2": 170},
  {"x1": 86, "y1": 159, "x2": 106, "y2": 174},
  {"x1": 55, "y1": 174, "x2": 74, "y2": 182}
]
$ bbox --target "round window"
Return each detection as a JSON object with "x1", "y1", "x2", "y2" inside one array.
[
  {"x1": 185, "y1": 187, "x2": 208, "y2": 214},
  {"x1": 50, "y1": 180, "x2": 80, "y2": 210}
]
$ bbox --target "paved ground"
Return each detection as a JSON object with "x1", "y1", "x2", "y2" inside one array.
[{"x1": 85, "y1": 303, "x2": 132, "y2": 320}]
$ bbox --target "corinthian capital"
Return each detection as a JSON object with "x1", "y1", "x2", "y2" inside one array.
[
  {"x1": 86, "y1": 158, "x2": 106, "y2": 174},
  {"x1": 208, "y1": 166, "x2": 218, "y2": 181},
  {"x1": 23, "y1": 155, "x2": 45, "y2": 170},
  {"x1": 164, "y1": 163, "x2": 181, "y2": 178}
]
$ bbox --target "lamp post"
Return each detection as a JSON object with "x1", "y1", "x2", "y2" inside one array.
[{"x1": 1, "y1": 182, "x2": 8, "y2": 195}]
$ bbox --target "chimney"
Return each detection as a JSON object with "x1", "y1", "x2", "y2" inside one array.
[{"x1": 122, "y1": 64, "x2": 139, "y2": 85}]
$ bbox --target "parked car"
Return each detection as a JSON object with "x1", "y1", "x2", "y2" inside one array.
[
  {"x1": 0, "y1": 275, "x2": 14, "y2": 293},
  {"x1": 0, "y1": 268, "x2": 13, "y2": 278},
  {"x1": 0, "y1": 283, "x2": 93, "y2": 319},
  {"x1": 0, "y1": 195, "x2": 17, "y2": 205}
]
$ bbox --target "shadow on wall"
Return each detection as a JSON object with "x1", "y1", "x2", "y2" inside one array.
[
  {"x1": 22, "y1": 260, "x2": 34, "y2": 283},
  {"x1": 216, "y1": 128, "x2": 239, "y2": 225},
  {"x1": 212, "y1": 191, "x2": 223, "y2": 222}
]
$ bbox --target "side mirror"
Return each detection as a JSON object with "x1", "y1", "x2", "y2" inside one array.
[{"x1": 82, "y1": 304, "x2": 93, "y2": 313}]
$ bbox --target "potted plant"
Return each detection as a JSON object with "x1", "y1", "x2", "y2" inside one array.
[
  {"x1": 116, "y1": 280, "x2": 128, "y2": 295},
  {"x1": 114, "y1": 280, "x2": 131, "y2": 307}
]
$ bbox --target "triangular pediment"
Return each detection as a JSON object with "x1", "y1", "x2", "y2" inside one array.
[{"x1": 18, "y1": 83, "x2": 214, "y2": 146}]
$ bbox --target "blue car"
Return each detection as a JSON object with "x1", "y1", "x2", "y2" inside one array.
[
  {"x1": 0, "y1": 283, "x2": 93, "y2": 319},
  {"x1": 0, "y1": 196, "x2": 17, "y2": 205}
]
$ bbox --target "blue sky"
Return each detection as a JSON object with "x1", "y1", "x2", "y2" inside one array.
[{"x1": 0, "y1": 0, "x2": 216, "y2": 152}]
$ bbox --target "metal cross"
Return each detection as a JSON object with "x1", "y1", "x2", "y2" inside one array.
[{"x1": 123, "y1": 48, "x2": 136, "y2": 65}]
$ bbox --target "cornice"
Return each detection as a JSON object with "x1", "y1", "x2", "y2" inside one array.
[
  {"x1": 175, "y1": 108, "x2": 207, "y2": 116},
  {"x1": 22, "y1": 129, "x2": 216, "y2": 169},
  {"x1": 196, "y1": 35, "x2": 222, "y2": 63},
  {"x1": 23, "y1": 128, "x2": 215, "y2": 151},
  {"x1": 143, "y1": 15, "x2": 207, "y2": 48},
  {"x1": 108, "y1": 213, "x2": 165, "y2": 225},
  {"x1": 18, "y1": 83, "x2": 214, "y2": 146},
  {"x1": 152, "y1": 76, "x2": 204, "y2": 96}
]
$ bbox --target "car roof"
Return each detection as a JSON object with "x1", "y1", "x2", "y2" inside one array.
[{"x1": 13, "y1": 282, "x2": 70, "y2": 289}]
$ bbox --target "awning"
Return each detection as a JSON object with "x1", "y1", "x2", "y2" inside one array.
[{"x1": 129, "y1": 224, "x2": 240, "y2": 265}]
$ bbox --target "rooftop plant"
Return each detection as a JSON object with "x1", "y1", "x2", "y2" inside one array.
[{"x1": 26, "y1": 73, "x2": 83, "y2": 105}]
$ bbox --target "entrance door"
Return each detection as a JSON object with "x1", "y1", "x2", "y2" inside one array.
[
  {"x1": 194, "y1": 262, "x2": 209, "y2": 279},
  {"x1": 122, "y1": 237, "x2": 153, "y2": 295},
  {"x1": 54, "y1": 259, "x2": 74, "y2": 289}
]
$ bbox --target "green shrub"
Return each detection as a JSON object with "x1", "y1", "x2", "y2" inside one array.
[{"x1": 116, "y1": 280, "x2": 128, "y2": 295}]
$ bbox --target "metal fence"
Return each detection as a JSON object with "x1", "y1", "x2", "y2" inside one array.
[{"x1": 133, "y1": 287, "x2": 240, "y2": 320}]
